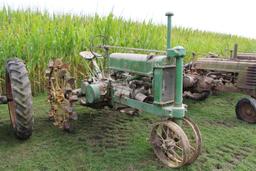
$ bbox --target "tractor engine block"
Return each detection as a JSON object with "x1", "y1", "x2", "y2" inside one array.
[{"x1": 111, "y1": 73, "x2": 153, "y2": 103}]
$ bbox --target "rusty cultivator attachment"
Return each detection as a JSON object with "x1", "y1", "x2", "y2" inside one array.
[
  {"x1": 45, "y1": 59, "x2": 78, "y2": 130},
  {"x1": 183, "y1": 44, "x2": 256, "y2": 123},
  {"x1": 45, "y1": 13, "x2": 202, "y2": 168}
]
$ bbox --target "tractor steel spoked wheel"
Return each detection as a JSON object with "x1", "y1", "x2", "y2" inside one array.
[
  {"x1": 6, "y1": 58, "x2": 33, "y2": 140},
  {"x1": 236, "y1": 98, "x2": 256, "y2": 123},
  {"x1": 46, "y1": 59, "x2": 77, "y2": 130},
  {"x1": 150, "y1": 121, "x2": 190, "y2": 168},
  {"x1": 177, "y1": 117, "x2": 202, "y2": 165},
  {"x1": 89, "y1": 35, "x2": 108, "y2": 57}
]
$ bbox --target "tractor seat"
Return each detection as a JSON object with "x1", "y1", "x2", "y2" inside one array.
[{"x1": 79, "y1": 51, "x2": 101, "y2": 60}]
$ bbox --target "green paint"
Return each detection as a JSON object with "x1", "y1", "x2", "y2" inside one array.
[
  {"x1": 106, "y1": 13, "x2": 187, "y2": 118},
  {"x1": 80, "y1": 81, "x2": 87, "y2": 95},
  {"x1": 166, "y1": 46, "x2": 186, "y2": 106},
  {"x1": 165, "y1": 12, "x2": 173, "y2": 49},
  {"x1": 153, "y1": 65, "x2": 176, "y2": 105},
  {"x1": 108, "y1": 53, "x2": 175, "y2": 76},
  {"x1": 113, "y1": 96, "x2": 186, "y2": 118},
  {"x1": 85, "y1": 84, "x2": 101, "y2": 103},
  {"x1": 167, "y1": 46, "x2": 186, "y2": 58},
  {"x1": 175, "y1": 57, "x2": 183, "y2": 106},
  {"x1": 165, "y1": 13, "x2": 186, "y2": 107},
  {"x1": 153, "y1": 68, "x2": 163, "y2": 103}
]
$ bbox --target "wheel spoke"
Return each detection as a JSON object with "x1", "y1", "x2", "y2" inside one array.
[
  {"x1": 169, "y1": 148, "x2": 183, "y2": 161},
  {"x1": 162, "y1": 125, "x2": 168, "y2": 138},
  {"x1": 150, "y1": 120, "x2": 191, "y2": 168},
  {"x1": 189, "y1": 144, "x2": 196, "y2": 151},
  {"x1": 175, "y1": 143, "x2": 183, "y2": 151},
  {"x1": 166, "y1": 151, "x2": 182, "y2": 163},
  {"x1": 156, "y1": 127, "x2": 165, "y2": 141}
]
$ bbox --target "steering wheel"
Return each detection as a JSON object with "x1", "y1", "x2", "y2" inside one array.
[{"x1": 89, "y1": 35, "x2": 109, "y2": 58}]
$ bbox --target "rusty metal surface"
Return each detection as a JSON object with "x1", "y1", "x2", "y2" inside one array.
[
  {"x1": 150, "y1": 120, "x2": 190, "y2": 168},
  {"x1": 192, "y1": 57, "x2": 256, "y2": 73},
  {"x1": 237, "y1": 53, "x2": 256, "y2": 60},
  {"x1": 188, "y1": 55, "x2": 256, "y2": 97},
  {"x1": 236, "y1": 98, "x2": 256, "y2": 123},
  {"x1": 180, "y1": 117, "x2": 202, "y2": 165},
  {"x1": 46, "y1": 59, "x2": 78, "y2": 130},
  {"x1": 245, "y1": 65, "x2": 256, "y2": 87}
]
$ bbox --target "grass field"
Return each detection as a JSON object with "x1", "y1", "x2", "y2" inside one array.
[
  {"x1": 0, "y1": 8, "x2": 256, "y2": 171},
  {"x1": 0, "y1": 8, "x2": 256, "y2": 94},
  {"x1": 1, "y1": 92, "x2": 256, "y2": 171}
]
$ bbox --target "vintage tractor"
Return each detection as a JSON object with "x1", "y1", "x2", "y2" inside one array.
[
  {"x1": 183, "y1": 44, "x2": 256, "y2": 123},
  {"x1": 45, "y1": 13, "x2": 202, "y2": 168},
  {"x1": 0, "y1": 58, "x2": 33, "y2": 139}
]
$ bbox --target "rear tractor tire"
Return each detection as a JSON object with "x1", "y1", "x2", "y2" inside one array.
[
  {"x1": 6, "y1": 58, "x2": 34, "y2": 140},
  {"x1": 236, "y1": 97, "x2": 256, "y2": 123}
]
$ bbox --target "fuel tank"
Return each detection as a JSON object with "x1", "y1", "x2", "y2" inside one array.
[{"x1": 108, "y1": 53, "x2": 175, "y2": 76}]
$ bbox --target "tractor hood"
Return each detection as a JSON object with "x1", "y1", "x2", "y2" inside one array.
[{"x1": 108, "y1": 53, "x2": 175, "y2": 76}]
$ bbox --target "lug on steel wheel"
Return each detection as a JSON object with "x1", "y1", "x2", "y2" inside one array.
[
  {"x1": 236, "y1": 97, "x2": 256, "y2": 123},
  {"x1": 150, "y1": 121, "x2": 190, "y2": 168},
  {"x1": 45, "y1": 59, "x2": 77, "y2": 130},
  {"x1": 178, "y1": 117, "x2": 202, "y2": 165}
]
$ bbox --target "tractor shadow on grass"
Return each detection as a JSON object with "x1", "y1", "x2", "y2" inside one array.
[
  {"x1": 73, "y1": 107, "x2": 136, "y2": 151},
  {"x1": 0, "y1": 119, "x2": 27, "y2": 145}
]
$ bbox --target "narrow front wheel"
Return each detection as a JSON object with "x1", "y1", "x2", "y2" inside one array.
[{"x1": 150, "y1": 120, "x2": 190, "y2": 168}]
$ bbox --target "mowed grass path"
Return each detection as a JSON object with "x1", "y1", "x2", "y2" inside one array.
[{"x1": 0, "y1": 93, "x2": 256, "y2": 171}]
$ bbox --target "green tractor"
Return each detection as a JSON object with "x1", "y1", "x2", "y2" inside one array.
[
  {"x1": 0, "y1": 58, "x2": 33, "y2": 139},
  {"x1": 183, "y1": 44, "x2": 256, "y2": 123},
  {"x1": 45, "y1": 13, "x2": 201, "y2": 168}
]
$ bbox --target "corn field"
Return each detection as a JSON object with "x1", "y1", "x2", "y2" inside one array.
[{"x1": 0, "y1": 8, "x2": 256, "y2": 95}]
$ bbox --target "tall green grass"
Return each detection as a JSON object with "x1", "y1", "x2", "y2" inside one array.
[{"x1": 0, "y1": 8, "x2": 256, "y2": 94}]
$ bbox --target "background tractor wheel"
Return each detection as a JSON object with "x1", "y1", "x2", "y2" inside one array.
[
  {"x1": 6, "y1": 58, "x2": 33, "y2": 139},
  {"x1": 236, "y1": 97, "x2": 256, "y2": 123}
]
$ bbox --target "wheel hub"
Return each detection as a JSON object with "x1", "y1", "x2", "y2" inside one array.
[{"x1": 161, "y1": 139, "x2": 176, "y2": 151}]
